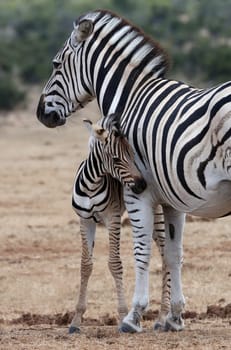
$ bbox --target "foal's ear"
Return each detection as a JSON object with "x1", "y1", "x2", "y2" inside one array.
[
  {"x1": 83, "y1": 119, "x2": 108, "y2": 142},
  {"x1": 107, "y1": 113, "x2": 122, "y2": 136},
  {"x1": 83, "y1": 118, "x2": 93, "y2": 133}
]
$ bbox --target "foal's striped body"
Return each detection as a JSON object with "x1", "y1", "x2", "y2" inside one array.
[{"x1": 70, "y1": 117, "x2": 170, "y2": 332}]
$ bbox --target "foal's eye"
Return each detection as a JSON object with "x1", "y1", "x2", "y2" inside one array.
[
  {"x1": 112, "y1": 156, "x2": 121, "y2": 164},
  {"x1": 53, "y1": 61, "x2": 62, "y2": 70},
  {"x1": 96, "y1": 128, "x2": 104, "y2": 135}
]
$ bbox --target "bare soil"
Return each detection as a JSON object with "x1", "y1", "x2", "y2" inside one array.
[{"x1": 0, "y1": 90, "x2": 230, "y2": 349}]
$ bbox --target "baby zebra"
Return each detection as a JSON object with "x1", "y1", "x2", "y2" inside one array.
[
  {"x1": 70, "y1": 114, "x2": 146, "y2": 333},
  {"x1": 70, "y1": 114, "x2": 170, "y2": 333}
]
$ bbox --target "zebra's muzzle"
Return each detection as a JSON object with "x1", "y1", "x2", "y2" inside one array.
[
  {"x1": 36, "y1": 95, "x2": 66, "y2": 128},
  {"x1": 131, "y1": 177, "x2": 147, "y2": 194},
  {"x1": 39, "y1": 110, "x2": 66, "y2": 128}
]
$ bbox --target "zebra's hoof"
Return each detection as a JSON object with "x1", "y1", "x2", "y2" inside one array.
[
  {"x1": 68, "y1": 325, "x2": 81, "y2": 334},
  {"x1": 119, "y1": 321, "x2": 142, "y2": 333},
  {"x1": 153, "y1": 321, "x2": 165, "y2": 332},
  {"x1": 164, "y1": 317, "x2": 184, "y2": 332}
]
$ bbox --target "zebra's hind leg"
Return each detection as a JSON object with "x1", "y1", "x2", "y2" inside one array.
[
  {"x1": 162, "y1": 207, "x2": 185, "y2": 332},
  {"x1": 69, "y1": 219, "x2": 96, "y2": 334},
  {"x1": 153, "y1": 205, "x2": 171, "y2": 331},
  {"x1": 107, "y1": 215, "x2": 128, "y2": 326}
]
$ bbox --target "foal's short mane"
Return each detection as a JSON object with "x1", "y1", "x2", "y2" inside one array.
[{"x1": 76, "y1": 9, "x2": 170, "y2": 76}]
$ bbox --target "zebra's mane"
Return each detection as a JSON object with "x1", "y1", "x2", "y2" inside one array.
[{"x1": 76, "y1": 9, "x2": 170, "y2": 77}]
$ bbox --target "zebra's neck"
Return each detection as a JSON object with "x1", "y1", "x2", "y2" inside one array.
[{"x1": 86, "y1": 10, "x2": 169, "y2": 116}]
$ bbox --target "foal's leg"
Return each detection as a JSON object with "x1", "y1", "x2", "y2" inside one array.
[
  {"x1": 69, "y1": 218, "x2": 96, "y2": 333},
  {"x1": 153, "y1": 205, "x2": 171, "y2": 330},
  {"x1": 106, "y1": 211, "x2": 128, "y2": 325},
  {"x1": 163, "y1": 206, "x2": 185, "y2": 331}
]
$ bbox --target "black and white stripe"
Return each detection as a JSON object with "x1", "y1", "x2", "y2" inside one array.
[
  {"x1": 37, "y1": 9, "x2": 231, "y2": 332},
  {"x1": 70, "y1": 116, "x2": 141, "y2": 333},
  {"x1": 70, "y1": 116, "x2": 170, "y2": 333}
]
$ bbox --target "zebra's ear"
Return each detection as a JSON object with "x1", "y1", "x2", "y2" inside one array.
[{"x1": 74, "y1": 19, "x2": 93, "y2": 42}]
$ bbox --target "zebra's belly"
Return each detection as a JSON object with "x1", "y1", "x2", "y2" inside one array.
[{"x1": 189, "y1": 181, "x2": 231, "y2": 218}]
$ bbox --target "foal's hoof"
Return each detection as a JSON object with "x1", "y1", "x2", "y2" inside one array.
[
  {"x1": 153, "y1": 321, "x2": 165, "y2": 332},
  {"x1": 68, "y1": 325, "x2": 81, "y2": 334},
  {"x1": 119, "y1": 321, "x2": 142, "y2": 333}
]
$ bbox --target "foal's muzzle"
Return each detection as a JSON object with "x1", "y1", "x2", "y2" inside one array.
[{"x1": 131, "y1": 177, "x2": 147, "y2": 194}]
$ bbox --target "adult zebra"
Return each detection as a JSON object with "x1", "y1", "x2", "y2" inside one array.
[{"x1": 37, "y1": 9, "x2": 231, "y2": 332}]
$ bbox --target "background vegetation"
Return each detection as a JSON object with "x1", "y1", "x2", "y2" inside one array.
[{"x1": 1, "y1": 0, "x2": 231, "y2": 110}]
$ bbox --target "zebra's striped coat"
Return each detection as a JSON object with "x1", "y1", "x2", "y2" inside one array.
[{"x1": 37, "y1": 9, "x2": 231, "y2": 332}]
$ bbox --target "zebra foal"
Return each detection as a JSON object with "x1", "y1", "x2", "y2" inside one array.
[
  {"x1": 70, "y1": 115, "x2": 171, "y2": 333},
  {"x1": 70, "y1": 114, "x2": 146, "y2": 333}
]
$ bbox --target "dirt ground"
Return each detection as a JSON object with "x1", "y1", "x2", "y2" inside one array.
[{"x1": 0, "y1": 89, "x2": 230, "y2": 349}]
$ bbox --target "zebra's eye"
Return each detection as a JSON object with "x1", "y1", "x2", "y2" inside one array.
[{"x1": 53, "y1": 60, "x2": 62, "y2": 70}]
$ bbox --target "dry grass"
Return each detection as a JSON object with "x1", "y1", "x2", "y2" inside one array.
[{"x1": 0, "y1": 95, "x2": 230, "y2": 349}]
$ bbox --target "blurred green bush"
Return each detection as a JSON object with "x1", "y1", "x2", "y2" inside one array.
[{"x1": 0, "y1": 0, "x2": 231, "y2": 110}]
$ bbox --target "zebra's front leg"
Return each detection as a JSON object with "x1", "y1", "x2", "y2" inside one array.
[
  {"x1": 69, "y1": 219, "x2": 96, "y2": 334},
  {"x1": 163, "y1": 206, "x2": 185, "y2": 332},
  {"x1": 120, "y1": 191, "x2": 154, "y2": 333},
  {"x1": 107, "y1": 216, "x2": 128, "y2": 326}
]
